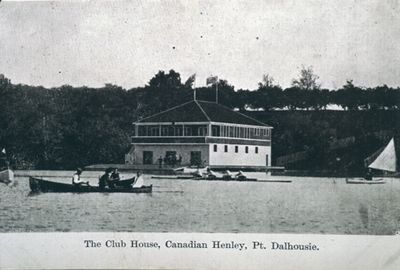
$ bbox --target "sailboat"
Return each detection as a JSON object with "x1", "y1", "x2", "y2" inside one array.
[{"x1": 346, "y1": 138, "x2": 397, "y2": 184}]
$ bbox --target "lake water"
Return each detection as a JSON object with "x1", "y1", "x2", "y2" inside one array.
[{"x1": 1, "y1": 171, "x2": 400, "y2": 234}]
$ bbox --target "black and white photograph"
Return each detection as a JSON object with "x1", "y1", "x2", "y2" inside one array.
[{"x1": 0, "y1": 0, "x2": 400, "y2": 269}]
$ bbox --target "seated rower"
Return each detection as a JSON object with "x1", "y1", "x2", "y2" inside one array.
[
  {"x1": 192, "y1": 168, "x2": 203, "y2": 178},
  {"x1": 99, "y1": 168, "x2": 113, "y2": 190},
  {"x1": 364, "y1": 168, "x2": 373, "y2": 181},
  {"x1": 206, "y1": 167, "x2": 218, "y2": 179},
  {"x1": 235, "y1": 170, "x2": 247, "y2": 180},
  {"x1": 222, "y1": 170, "x2": 234, "y2": 180},
  {"x1": 72, "y1": 168, "x2": 89, "y2": 186},
  {"x1": 110, "y1": 168, "x2": 121, "y2": 182},
  {"x1": 105, "y1": 168, "x2": 117, "y2": 188}
]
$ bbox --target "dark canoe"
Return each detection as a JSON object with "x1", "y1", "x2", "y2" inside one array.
[{"x1": 29, "y1": 176, "x2": 152, "y2": 193}]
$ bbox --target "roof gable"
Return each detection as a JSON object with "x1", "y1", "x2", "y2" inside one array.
[
  {"x1": 138, "y1": 100, "x2": 270, "y2": 127},
  {"x1": 138, "y1": 100, "x2": 209, "y2": 123},
  {"x1": 196, "y1": 101, "x2": 269, "y2": 127}
]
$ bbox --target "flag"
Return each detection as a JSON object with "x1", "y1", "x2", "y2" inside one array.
[{"x1": 206, "y1": 75, "x2": 218, "y2": 85}]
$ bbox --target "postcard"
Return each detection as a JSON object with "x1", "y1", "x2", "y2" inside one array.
[{"x1": 0, "y1": 0, "x2": 399, "y2": 269}]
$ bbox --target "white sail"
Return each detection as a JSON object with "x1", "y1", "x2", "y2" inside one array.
[{"x1": 368, "y1": 138, "x2": 397, "y2": 172}]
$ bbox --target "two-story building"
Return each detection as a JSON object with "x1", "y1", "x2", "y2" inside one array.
[{"x1": 126, "y1": 100, "x2": 272, "y2": 168}]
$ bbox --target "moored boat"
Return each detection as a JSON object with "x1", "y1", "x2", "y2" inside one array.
[
  {"x1": 193, "y1": 176, "x2": 258, "y2": 182},
  {"x1": 29, "y1": 176, "x2": 152, "y2": 193},
  {"x1": 345, "y1": 178, "x2": 386, "y2": 184}
]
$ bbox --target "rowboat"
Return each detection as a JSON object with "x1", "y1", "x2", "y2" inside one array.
[
  {"x1": 193, "y1": 176, "x2": 258, "y2": 182},
  {"x1": 29, "y1": 176, "x2": 152, "y2": 193}
]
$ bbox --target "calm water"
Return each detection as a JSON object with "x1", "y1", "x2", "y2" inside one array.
[{"x1": 1, "y1": 172, "x2": 400, "y2": 234}]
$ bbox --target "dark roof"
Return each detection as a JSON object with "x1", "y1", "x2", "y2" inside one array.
[{"x1": 137, "y1": 100, "x2": 270, "y2": 127}]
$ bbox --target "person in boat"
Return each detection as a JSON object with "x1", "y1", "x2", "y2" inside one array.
[
  {"x1": 99, "y1": 168, "x2": 113, "y2": 190},
  {"x1": 106, "y1": 167, "x2": 118, "y2": 188},
  {"x1": 222, "y1": 170, "x2": 234, "y2": 180},
  {"x1": 72, "y1": 168, "x2": 89, "y2": 186},
  {"x1": 110, "y1": 168, "x2": 121, "y2": 182},
  {"x1": 364, "y1": 168, "x2": 373, "y2": 181},
  {"x1": 235, "y1": 170, "x2": 247, "y2": 180},
  {"x1": 192, "y1": 168, "x2": 203, "y2": 178},
  {"x1": 206, "y1": 167, "x2": 217, "y2": 179}
]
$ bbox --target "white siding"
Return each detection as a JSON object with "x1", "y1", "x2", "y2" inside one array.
[{"x1": 208, "y1": 144, "x2": 271, "y2": 167}]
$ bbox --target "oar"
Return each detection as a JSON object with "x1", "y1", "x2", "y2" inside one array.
[{"x1": 153, "y1": 190, "x2": 184, "y2": 193}]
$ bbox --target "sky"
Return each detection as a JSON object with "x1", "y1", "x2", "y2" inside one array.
[{"x1": 0, "y1": 0, "x2": 400, "y2": 90}]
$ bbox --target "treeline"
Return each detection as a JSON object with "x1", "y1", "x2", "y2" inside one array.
[{"x1": 0, "y1": 68, "x2": 399, "y2": 170}]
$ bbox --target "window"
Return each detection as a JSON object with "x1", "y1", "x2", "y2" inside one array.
[
  {"x1": 138, "y1": 126, "x2": 147, "y2": 136},
  {"x1": 212, "y1": 125, "x2": 220, "y2": 136},
  {"x1": 143, "y1": 151, "x2": 153, "y2": 164},
  {"x1": 214, "y1": 145, "x2": 218, "y2": 152},
  {"x1": 175, "y1": 126, "x2": 183, "y2": 136},
  {"x1": 198, "y1": 126, "x2": 208, "y2": 136},
  {"x1": 190, "y1": 151, "x2": 202, "y2": 166},
  {"x1": 184, "y1": 127, "x2": 192, "y2": 136},
  {"x1": 150, "y1": 126, "x2": 159, "y2": 136},
  {"x1": 224, "y1": 145, "x2": 228, "y2": 152},
  {"x1": 255, "y1": 147, "x2": 258, "y2": 154},
  {"x1": 235, "y1": 146, "x2": 238, "y2": 153},
  {"x1": 161, "y1": 126, "x2": 169, "y2": 136},
  {"x1": 229, "y1": 126, "x2": 234, "y2": 137},
  {"x1": 245, "y1": 146, "x2": 248, "y2": 153}
]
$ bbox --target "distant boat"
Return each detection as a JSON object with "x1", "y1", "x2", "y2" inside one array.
[
  {"x1": 346, "y1": 138, "x2": 397, "y2": 184},
  {"x1": 0, "y1": 168, "x2": 14, "y2": 185}
]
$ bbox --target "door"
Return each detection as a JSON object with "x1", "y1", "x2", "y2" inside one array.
[
  {"x1": 190, "y1": 151, "x2": 202, "y2": 166},
  {"x1": 143, "y1": 151, "x2": 153, "y2": 165},
  {"x1": 165, "y1": 151, "x2": 177, "y2": 165}
]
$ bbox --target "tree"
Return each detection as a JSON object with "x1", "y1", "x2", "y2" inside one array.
[
  {"x1": 291, "y1": 66, "x2": 321, "y2": 91},
  {"x1": 0, "y1": 74, "x2": 11, "y2": 86},
  {"x1": 258, "y1": 74, "x2": 275, "y2": 88},
  {"x1": 139, "y1": 69, "x2": 189, "y2": 116},
  {"x1": 284, "y1": 87, "x2": 307, "y2": 110},
  {"x1": 335, "y1": 80, "x2": 363, "y2": 110},
  {"x1": 184, "y1": 74, "x2": 196, "y2": 88},
  {"x1": 256, "y1": 74, "x2": 283, "y2": 111},
  {"x1": 195, "y1": 78, "x2": 235, "y2": 107}
]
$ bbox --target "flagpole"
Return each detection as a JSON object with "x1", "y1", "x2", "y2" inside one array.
[
  {"x1": 193, "y1": 76, "x2": 196, "y2": 101},
  {"x1": 216, "y1": 80, "x2": 218, "y2": 104}
]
